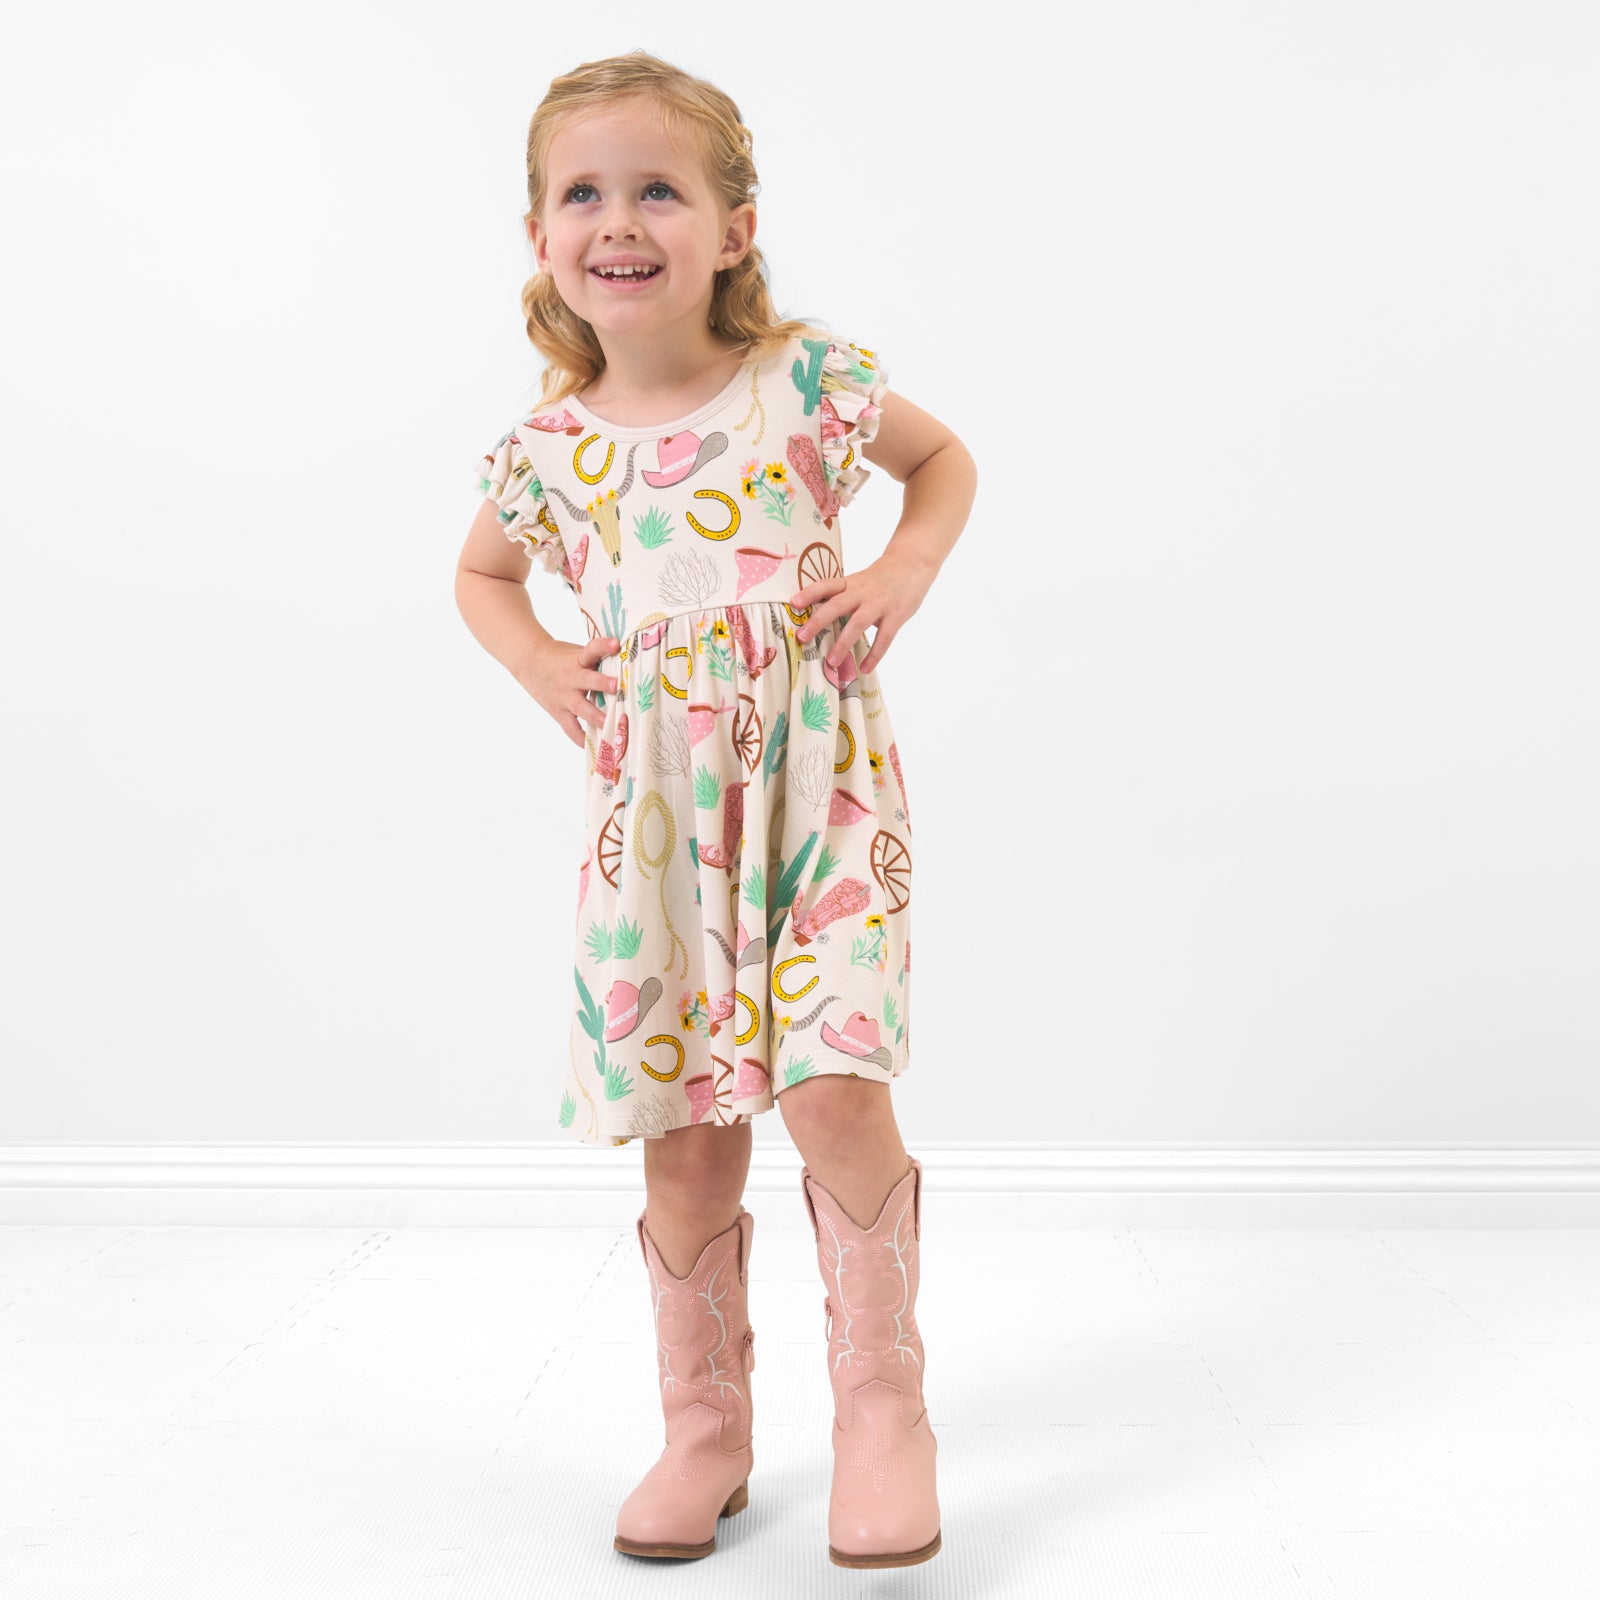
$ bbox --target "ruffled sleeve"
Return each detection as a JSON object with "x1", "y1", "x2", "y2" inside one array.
[
  {"x1": 472, "y1": 426, "x2": 566, "y2": 577},
  {"x1": 817, "y1": 339, "x2": 889, "y2": 510}
]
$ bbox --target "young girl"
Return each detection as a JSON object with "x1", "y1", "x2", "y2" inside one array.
[{"x1": 457, "y1": 52, "x2": 976, "y2": 1571}]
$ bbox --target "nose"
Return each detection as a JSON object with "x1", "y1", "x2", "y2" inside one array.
[{"x1": 598, "y1": 198, "x2": 642, "y2": 241}]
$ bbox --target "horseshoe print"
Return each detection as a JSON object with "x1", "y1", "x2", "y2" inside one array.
[
  {"x1": 685, "y1": 488, "x2": 741, "y2": 541},
  {"x1": 573, "y1": 434, "x2": 615, "y2": 485},
  {"x1": 773, "y1": 953, "x2": 819, "y2": 1003},
  {"x1": 640, "y1": 1033, "x2": 686, "y2": 1082},
  {"x1": 663, "y1": 644, "x2": 692, "y2": 700},
  {"x1": 733, "y1": 989, "x2": 761, "y2": 1046}
]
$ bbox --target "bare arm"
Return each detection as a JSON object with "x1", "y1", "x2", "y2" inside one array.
[
  {"x1": 454, "y1": 499, "x2": 618, "y2": 748},
  {"x1": 861, "y1": 390, "x2": 978, "y2": 585},
  {"x1": 792, "y1": 390, "x2": 978, "y2": 674}
]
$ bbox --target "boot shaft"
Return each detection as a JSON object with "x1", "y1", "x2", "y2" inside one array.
[
  {"x1": 636, "y1": 1208, "x2": 757, "y2": 1452},
  {"x1": 800, "y1": 1160, "x2": 927, "y2": 1418}
]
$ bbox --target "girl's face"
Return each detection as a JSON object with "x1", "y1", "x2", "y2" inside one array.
[{"x1": 529, "y1": 99, "x2": 755, "y2": 348}]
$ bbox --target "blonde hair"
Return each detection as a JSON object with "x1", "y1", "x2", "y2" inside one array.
[{"x1": 518, "y1": 51, "x2": 824, "y2": 407}]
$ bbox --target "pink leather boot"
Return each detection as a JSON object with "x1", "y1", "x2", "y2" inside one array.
[
  {"x1": 613, "y1": 1206, "x2": 757, "y2": 1560},
  {"x1": 800, "y1": 1156, "x2": 943, "y2": 1568}
]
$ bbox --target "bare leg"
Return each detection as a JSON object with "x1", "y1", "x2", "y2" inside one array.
[
  {"x1": 777, "y1": 1076, "x2": 910, "y2": 1226},
  {"x1": 642, "y1": 1119, "x2": 754, "y2": 1278}
]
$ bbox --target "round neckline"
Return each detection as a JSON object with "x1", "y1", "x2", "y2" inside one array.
[{"x1": 563, "y1": 352, "x2": 762, "y2": 439}]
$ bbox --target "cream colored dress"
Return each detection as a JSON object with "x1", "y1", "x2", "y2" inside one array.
[{"x1": 473, "y1": 331, "x2": 914, "y2": 1147}]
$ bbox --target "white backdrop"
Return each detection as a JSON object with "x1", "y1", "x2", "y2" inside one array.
[{"x1": 3, "y1": 2, "x2": 1596, "y2": 1153}]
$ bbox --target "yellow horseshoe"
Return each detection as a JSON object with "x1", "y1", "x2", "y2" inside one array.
[
  {"x1": 733, "y1": 989, "x2": 761, "y2": 1046},
  {"x1": 538, "y1": 503, "x2": 560, "y2": 537},
  {"x1": 835, "y1": 719, "x2": 855, "y2": 774},
  {"x1": 663, "y1": 644, "x2": 691, "y2": 699},
  {"x1": 573, "y1": 434, "x2": 615, "y2": 485},
  {"x1": 773, "y1": 953, "x2": 819, "y2": 1003},
  {"x1": 640, "y1": 1033, "x2": 686, "y2": 1082},
  {"x1": 685, "y1": 489, "x2": 740, "y2": 541}
]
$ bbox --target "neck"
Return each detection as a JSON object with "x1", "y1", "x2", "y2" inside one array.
[{"x1": 587, "y1": 315, "x2": 743, "y2": 404}]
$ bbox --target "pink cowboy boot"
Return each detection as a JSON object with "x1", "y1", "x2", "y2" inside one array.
[
  {"x1": 799, "y1": 1157, "x2": 943, "y2": 1568},
  {"x1": 613, "y1": 1206, "x2": 757, "y2": 1560}
]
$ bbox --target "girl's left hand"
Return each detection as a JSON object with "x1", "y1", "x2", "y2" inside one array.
[{"x1": 790, "y1": 552, "x2": 935, "y2": 675}]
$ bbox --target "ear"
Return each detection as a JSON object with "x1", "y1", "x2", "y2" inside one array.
[
  {"x1": 527, "y1": 216, "x2": 550, "y2": 272},
  {"x1": 720, "y1": 201, "x2": 757, "y2": 270}
]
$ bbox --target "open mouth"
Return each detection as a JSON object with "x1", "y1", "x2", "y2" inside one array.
[{"x1": 590, "y1": 265, "x2": 662, "y2": 286}]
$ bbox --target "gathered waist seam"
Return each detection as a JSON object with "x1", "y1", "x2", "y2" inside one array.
[{"x1": 622, "y1": 598, "x2": 801, "y2": 645}]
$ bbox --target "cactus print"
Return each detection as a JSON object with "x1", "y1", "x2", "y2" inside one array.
[{"x1": 472, "y1": 332, "x2": 913, "y2": 1148}]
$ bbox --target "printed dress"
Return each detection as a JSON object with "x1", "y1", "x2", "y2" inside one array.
[{"x1": 472, "y1": 331, "x2": 914, "y2": 1147}]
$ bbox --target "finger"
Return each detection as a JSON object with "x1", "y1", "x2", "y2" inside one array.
[
  {"x1": 796, "y1": 595, "x2": 847, "y2": 642},
  {"x1": 826, "y1": 616, "x2": 867, "y2": 665},
  {"x1": 586, "y1": 668, "x2": 619, "y2": 694},
  {"x1": 859, "y1": 624, "x2": 894, "y2": 674},
  {"x1": 791, "y1": 579, "x2": 845, "y2": 631},
  {"x1": 790, "y1": 579, "x2": 832, "y2": 611}
]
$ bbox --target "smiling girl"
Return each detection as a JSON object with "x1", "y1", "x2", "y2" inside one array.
[{"x1": 456, "y1": 50, "x2": 977, "y2": 1572}]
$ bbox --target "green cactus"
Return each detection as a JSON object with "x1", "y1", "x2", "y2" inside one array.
[
  {"x1": 783, "y1": 1053, "x2": 817, "y2": 1087},
  {"x1": 599, "y1": 582, "x2": 627, "y2": 651},
  {"x1": 742, "y1": 863, "x2": 765, "y2": 911},
  {"x1": 762, "y1": 711, "x2": 789, "y2": 788},
  {"x1": 791, "y1": 337, "x2": 828, "y2": 414},
  {"x1": 633, "y1": 506, "x2": 673, "y2": 549},
  {"x1": 766, "y1": 829, "x2": 819, "y2": 946},
  {"x1": 801, "y1": 685, "x2": 831, "y2": 732},
  {"x1": 694, "y1": 764, "x2": 723, "y2": 810},
  {"x1": 574, "y1": 967, "x2": 631, "y2": 1098}
]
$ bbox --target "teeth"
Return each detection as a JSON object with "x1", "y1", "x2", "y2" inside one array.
[{"x1": 595, "y1": 264, "x2": 658, "y2": 278}]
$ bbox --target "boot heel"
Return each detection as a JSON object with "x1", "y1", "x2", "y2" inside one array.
[{"x1": 720, "y1": 1479, "x2": 749, "y2": 1518}]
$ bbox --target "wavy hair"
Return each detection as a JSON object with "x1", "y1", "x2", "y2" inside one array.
[{"x1": 518, "y1": 52, "x2": 823, "y2": 407}]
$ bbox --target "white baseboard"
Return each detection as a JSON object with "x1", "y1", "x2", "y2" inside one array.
[{"x1": 2, "y1": 1143, "x2": 1598, "y2": 1228}]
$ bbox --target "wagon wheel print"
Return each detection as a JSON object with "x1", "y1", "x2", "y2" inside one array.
[
  {"x1": 598, "y1": 800, "x2": 627, "y2": 888},
  {"x1": 732, "y1": 692, "x2": 763, "y2": 776},
  {"x1": 797, "y1": 540, "x2": 842, "y2": 597},
  {"x1": 869, "y1": 828, "x2": 911, "y2": 913},
  {"x1": 713, "y1": 1054, "x2": 739, "y2": 1123},
  {"x1": 835, "y1": 718, "x2": 856, "y2": 774}
]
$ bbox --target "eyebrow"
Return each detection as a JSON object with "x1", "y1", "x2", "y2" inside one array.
[{"x1": 555, "y1": 168, "x2": 692, "y2": 187}]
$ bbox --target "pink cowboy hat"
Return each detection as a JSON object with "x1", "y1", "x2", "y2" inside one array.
[
  {"x1": 819, "y1": 1009, "x2": 882, "y2": 1058},
  {"x1": 642, "y1": 429, "x2": 728, "y2": 487}
]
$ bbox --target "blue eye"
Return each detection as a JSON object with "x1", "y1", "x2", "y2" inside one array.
[{"x1": 563, "y1": 182, "x2": 675, "y2": 204}]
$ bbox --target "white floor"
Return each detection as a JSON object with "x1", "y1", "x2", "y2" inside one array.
[{"x1": 2, "y1": 1219, "x2": 1597, "y2": 1599}]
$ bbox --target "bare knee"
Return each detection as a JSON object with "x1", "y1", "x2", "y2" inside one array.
[
  {"x1": 777, "y1": 1073, "x2": 886, "y2": 1138},
  {"x1": 644, "y1": 1119, "x2": 749, "y2": 1201}
]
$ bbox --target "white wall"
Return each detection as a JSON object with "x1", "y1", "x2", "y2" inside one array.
[{"x1": 3, "y1": 1, "x2": 1596, "y2": 1149}]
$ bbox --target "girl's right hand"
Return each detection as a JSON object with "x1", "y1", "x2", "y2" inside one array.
[{"x1": 528, "y1": 634, "x2": 620, "y2": 748}]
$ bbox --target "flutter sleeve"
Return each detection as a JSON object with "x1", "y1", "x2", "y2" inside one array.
[
  {"x1": 472, "y1": 426, "x2": 565, "y2": 577},
  {"x1": 818, "y1": 340, "x2": 889, "y2": 509}
]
